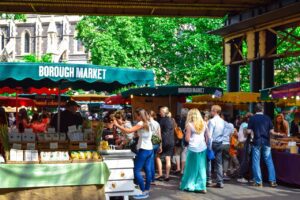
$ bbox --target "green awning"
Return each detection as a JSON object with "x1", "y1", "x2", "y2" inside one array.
[
  {"x1": 0, "y1": 62, "x2": 155, "y2": 92},
  {"x1": 121, "y1": 85, "x2": 223, "y2": 98}
]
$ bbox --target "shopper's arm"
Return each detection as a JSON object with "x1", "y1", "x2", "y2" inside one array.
[{"x1": 113, "y1": 120, "x2": 143, "y2": 133}]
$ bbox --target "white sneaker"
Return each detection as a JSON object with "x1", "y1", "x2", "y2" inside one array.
[
  {"x1": 133, "y1": 192, "x2": 149, "y2": 199},
  {"x1": 237, "y1": 178, "x2": 248, "y2": 183}
]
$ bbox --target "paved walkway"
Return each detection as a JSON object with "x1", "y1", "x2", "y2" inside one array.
[{"x1": 148, "y1": 175, "x2": 300, "y2": 200}]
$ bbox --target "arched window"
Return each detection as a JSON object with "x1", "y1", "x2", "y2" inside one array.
[{"x1": 24, "y1": 32, "x2": 30, "y2": 53}]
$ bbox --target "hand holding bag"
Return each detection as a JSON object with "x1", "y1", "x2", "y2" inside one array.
[{"x1": 205, "y1": 125, "x2": 215, "y2": 160}]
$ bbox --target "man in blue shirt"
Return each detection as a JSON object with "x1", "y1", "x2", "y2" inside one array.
[
  {"x1": 247, "y1": 104, "x2": 284, "y2": 187},
  {"x1": 207, "y1": 105, "x2": 225, "y2": 188}
]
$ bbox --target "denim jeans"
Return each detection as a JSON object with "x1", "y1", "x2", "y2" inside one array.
[
  {"x1": 212, "y1": 142, "x2": 223, "y2": 184},
  {"x1": 151, "y1": 144, "x2": 160, "y2": 182},
  {"x1": 252, "y1": 145, "x2": 276, "y2": 184},
  {"x1": 134, "y1": 149, "x2": 153, "y2": 191}
]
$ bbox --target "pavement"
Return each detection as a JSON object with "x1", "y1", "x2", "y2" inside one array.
[{"x1": 148, "y1": 174, "x2": 300, "y2": 200}]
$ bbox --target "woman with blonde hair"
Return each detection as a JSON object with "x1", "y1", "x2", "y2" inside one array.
[{"x1": 180, "y1": 108, "x2": 209, "y2": 193}]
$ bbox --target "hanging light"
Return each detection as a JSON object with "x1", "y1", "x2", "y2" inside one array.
[
  {"x1": 130, "y1": 95, "x2": 133, "y2": 99},
  {"x1": 212, "y1": 95, "x2": 215, "y2": 99},
  {"x1": 283, "y1": 96, "x2": 287, "y2": 100},
  {"x1": 296, "y1": 96, "x2": 300, "y2": 100}
]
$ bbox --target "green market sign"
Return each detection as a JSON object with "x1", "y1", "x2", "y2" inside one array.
[{"x1": 38, "y1": 65, "x2": 107, "y2": 80}]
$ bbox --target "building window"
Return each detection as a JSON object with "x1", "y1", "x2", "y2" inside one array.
[
  {"x1": 24, "y1": 32, "x2": 30, "y2": 53},
  {"x1": 0, "y1": 33, "x2": 5, "y2": 50},
  {"x1": 77, "y1": 40, "x2": 84, "y2": 52}
]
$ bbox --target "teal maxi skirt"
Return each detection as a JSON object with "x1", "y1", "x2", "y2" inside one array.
[{"x1": 180, "y1": 149, "x2": 207, "y2": 191}]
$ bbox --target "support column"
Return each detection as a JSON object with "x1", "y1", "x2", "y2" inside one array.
[
  {"x1": 249, "y1": 32, "x2": 262, "y2": 113},
  {"x1": 262, "y1": 31, "x2": 276, "y2": 119},
  {"x1": 227, "y1": 64, "x2": 240, "y2": 92}
]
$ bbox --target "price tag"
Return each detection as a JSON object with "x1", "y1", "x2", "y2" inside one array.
[
  {"x1": 79, "y1": 142, "x2": 87, "y2": 149},
  {"x1": 12, "y1": 143, "x2": 22, "y2": 150},
  {"x1": 50, "y1": 142, "x2": 58, "y2": 149},
  {"x1": 68, "y1": 125, "x2": 77, "y2": 133},
  {"x1": 26, "y1": 143, "x2": 36, "y2": 150}
]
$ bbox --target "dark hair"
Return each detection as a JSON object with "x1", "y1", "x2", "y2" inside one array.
[
  {"x1": 135, "y1": 108, "x2": 150, "y2": 130},
  {"x1": 0, "y1": 107, "x2": 7, "y2": 125},
  {"x1": 255, "y1": 103, "x2": 263, "y2": 113},
  {"x1": 242, "y1": 112, "x2": 253, "y2": 123},
  {"x1": 31, "y1": 112, "x2": 40, "y2": 123},
  {"x1": 19, "y1": 108, "x2": 29, "y2": 122}
]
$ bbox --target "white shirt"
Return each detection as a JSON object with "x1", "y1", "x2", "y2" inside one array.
[
  {"x1": 150, "y1": 119, "x2": 160, "y2": 136},
  {"x1": 137, "y1": 121, "x2": 153, "y2": 150},
  {"x1": 188, "y1": 123, "x2": 207, "y2": 153},
  {"x1": 238, "y1": 122, "x2": 248, "y2": 142},
  {"x1": 222, "y1": 122, "x2": 234, "y2": 145},
  {"x1": 208, "y1": 115, "x2": 225, "y2": 143}
]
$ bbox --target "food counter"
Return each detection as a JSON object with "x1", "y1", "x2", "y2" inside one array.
[{"x1": 0, "y1": 162, "x2": 110, "y2": 200}]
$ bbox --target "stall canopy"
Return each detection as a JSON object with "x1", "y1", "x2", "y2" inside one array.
[
  {"x1": 0, "y1": 87, "x2": 69, "y2": 95},
  {"x1": 0, "y1": 96, "x2": 35, "y2": 107},
  {"x1": 193, "y1": 92, "x2": 261, "y2": 104},
  {"x1": 71, "y1": 94, "x2": 108, "y2": 102},
  {"x1": 105, "y1": 95, "x2": 131, "y2": 105},
  {"x1": 260, "y1": 82, "x2": 300, "y2": 100},
  {"x1": 0, "y1": 63, "x2": 155, "y2": 92},
  {"x1": 121, "y1": 86, "x2": 223, "y2": 98}
]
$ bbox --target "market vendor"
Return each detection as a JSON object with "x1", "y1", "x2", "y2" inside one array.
[
  {"x1": 274, "y1": 114, "x2": 289, "y2": 136},
  {"x1": 18, "y1": 108, "x2": 31, "y2": 133},
  {"x1": 290, "y1": 112, "x2": 300, "y2": 137},
  {"x1": 102, "y1": 112, "x2": 118, "y2": 145},
  {"x1": 50, "y1": 100, "x2": 83, "y2": 133}
]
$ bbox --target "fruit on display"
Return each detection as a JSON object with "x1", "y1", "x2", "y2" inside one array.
[
  {"x1": 100, "y1": 141, "x2": 110, "y2": 150},
  {"x1": 70, "y1": 151, "x2": 102, "y2": 160}
]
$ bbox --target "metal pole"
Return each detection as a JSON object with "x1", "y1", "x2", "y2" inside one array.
[{"x1": 57, "y1": 84, "x2": 61, "y2": 133}]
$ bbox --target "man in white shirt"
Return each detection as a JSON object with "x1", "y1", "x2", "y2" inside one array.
[{"x1": 207, "y1": 105, "x2": 225, "y2": 188}]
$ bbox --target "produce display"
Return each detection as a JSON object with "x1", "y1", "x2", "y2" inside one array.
[
  {"x1": 0, "y1": 123, "x2": 106, "y2": 164},
  {"x1": 70, "y1": 151, "x2": 102, "y2": 160}
]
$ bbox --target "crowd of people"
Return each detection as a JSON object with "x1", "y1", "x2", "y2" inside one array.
[
  {"x1": 100, "y1": 103, "x2": 297, "y2": 199},
  {"x1": 1, "y1": 101, "x2": 300, "y2": 199}
]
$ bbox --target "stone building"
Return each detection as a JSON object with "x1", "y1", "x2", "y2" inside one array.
[{"x1": 0, "y1": 15, "x2": 89, "y2": 63}]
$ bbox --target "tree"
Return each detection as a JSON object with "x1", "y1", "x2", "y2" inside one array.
[
  {"x1": 76, "y1": 16, "x2": 299, "y2": 91},
  {"x1": 22, "y1": 54, "x2": 53, "y2": 63}
]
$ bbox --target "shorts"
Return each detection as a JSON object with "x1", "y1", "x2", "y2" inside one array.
[{"x1": 181, "y1": 147, "x2": 188, "y2": 162}]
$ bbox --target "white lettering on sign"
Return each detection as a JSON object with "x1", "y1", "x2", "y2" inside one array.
[
  {"x1": 178, "y1": 88, "x2": 205, "y2": 94},
  {"x1": 39, "y1": 66, "x2": 106, "y2": 80}
]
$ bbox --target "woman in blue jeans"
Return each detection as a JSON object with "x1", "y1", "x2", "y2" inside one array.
[{"x1": 114, "y1": 108, "x2": 153, "y2": 199}]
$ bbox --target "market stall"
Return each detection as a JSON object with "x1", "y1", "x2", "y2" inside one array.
[
  {"x1": 186, "y1": 92, "x2": 261, "y2": 116},
  {"x1": 260, "y1": 82, "x2": 300, "y2": 186},
  {"x1": 122, "y1": 85, "x2": 222, "y2": 116},
  {"x1": 0, "y1": 62, "x2": 155, "y2": 200}
]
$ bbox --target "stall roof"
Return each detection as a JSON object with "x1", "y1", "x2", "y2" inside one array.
[
  {"x1": 71, "y1": 94, "x2": 108, "y2": 102},
  {"x1": 192, "y1": 92, "x2": 260, "y2": 104},
  {"x1": 260, "y1": 82, "x2": 300, "y2": 100},
  {"x1": 0, "y1": 0, "x2": 272, "y2": 17},
  {"x1": 121, "y1": 86, "x2": 223, "y2": 98},
  {"x1": 0, "y1": 62, "x2": 155, "y2": 92}
]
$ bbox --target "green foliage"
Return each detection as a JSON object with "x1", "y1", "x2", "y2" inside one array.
[
  {"x1": 76, "y1": 16, "x2": 299, "y2": 92},
  {"x1": 76, "y1": 16, "x2": 227, "y2": 89},
  {"x1": 0, "y1": 14, "x2": 26, "y2": 21},
  {"x1": 22, "y1": 54, "x2": 53, "y2": 63}
]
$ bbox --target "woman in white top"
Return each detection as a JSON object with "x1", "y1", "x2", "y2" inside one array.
[
  {"x1": 180, "y1": 108, "x2": 209, "y2": 193},
  {"x1": 114, "y1": 108, "x2": 153, "y2": 199}
]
